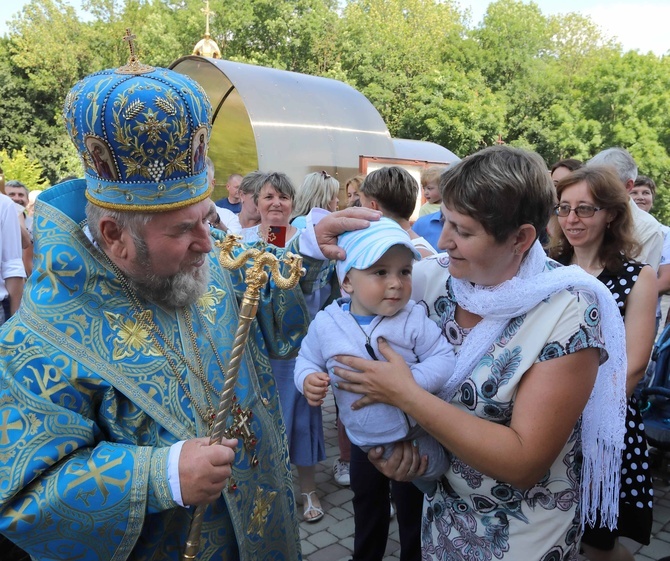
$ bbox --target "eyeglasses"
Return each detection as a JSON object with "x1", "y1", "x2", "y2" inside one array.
[
  {"x1": 320, "y1": 170, "x2": 331, "y2": 179},
  {"x1": 553, "y1": 204, "x2": 603, "y2": 218}
]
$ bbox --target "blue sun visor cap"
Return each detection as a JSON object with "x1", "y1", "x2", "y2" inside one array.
[{"x1": 336, "y1": 217, "x2": 422, "y2": 283}]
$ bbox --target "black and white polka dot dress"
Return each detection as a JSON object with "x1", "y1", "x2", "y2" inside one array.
[{"x1": 590, "y1": 261, "x2": 653, "y2": 545}]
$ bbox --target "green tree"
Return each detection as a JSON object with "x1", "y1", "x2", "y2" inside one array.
[
  {"x1": 473, "y1": 0, "x2": 551, "y2": 92},
  {"x1": 338, "y1": 0, "x2": 465, "y2": 135},
  {"x1": 0, "y1": 148, "x2": 50, "y2": 189},
  {"x1": 9, "y1": 0, "x2": 103, "y2": 97},
  {"x1": 207, "y1": 0, "x2": 341, "y2": 74},
  {"x1": 0, "y1": 0, "x2": 101, "y2": 183},
  {"x1": 546, "y1": 11, "x2": 620, "y2": 84},
  {"x1": 397, "y1": 68, "x2": 506, "y2": 157}
]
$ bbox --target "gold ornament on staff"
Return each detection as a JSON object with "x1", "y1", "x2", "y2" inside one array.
[{"x1": 182, "y1": 234, "x2": 305, "y2": 561}]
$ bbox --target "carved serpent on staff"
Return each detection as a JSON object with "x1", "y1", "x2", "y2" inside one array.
[{"x1": 217, "y1": 235, "x2": 305, "y2": 291}]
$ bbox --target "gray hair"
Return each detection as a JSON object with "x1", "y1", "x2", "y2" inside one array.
[
  {"x1": 588, "y1": 147, "x2": 637, "y2": 184},
  {"x1": 86, "y1": 203, "x2": 153, "y2": 249},
  {"x1": 5, "y1": 180, "x2": 28, "y2": 194},
  {"x1": 440, "y1": 145, "x2": 554, "y2": 243},
  {"x1": 291, "y1": 172, "x2": 340, "y2": 219},
  {"x1": 239, "y1": 171, "x2": 268, "y2": 196},
  {"x1": 254, "y1": 172, "x2": 295, "y2": 204}
]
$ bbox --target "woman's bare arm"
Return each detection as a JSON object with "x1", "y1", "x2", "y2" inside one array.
[{"x1": 334, "y1": 341, "x2": 599, "y2": 489}]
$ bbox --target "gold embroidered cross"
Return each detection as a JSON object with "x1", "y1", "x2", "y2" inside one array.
[
  {"x1": 5, "y1": 498, "x2": 36, "y2": 532},
  {"x1": 0, "y1": 410, "x2": 22, "y2": 445},
  {"x1": 247, "y1": 487, "x2": 277, "y2": 537}
]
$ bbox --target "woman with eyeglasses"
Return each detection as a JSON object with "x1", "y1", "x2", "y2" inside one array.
[{"x1": 548, "y1": 165, "x2": 656, "y2": 561}]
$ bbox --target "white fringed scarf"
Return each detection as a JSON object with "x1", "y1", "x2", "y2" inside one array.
[{"x1": 445, "y1": 240, "x2": 627, "y2": 530}]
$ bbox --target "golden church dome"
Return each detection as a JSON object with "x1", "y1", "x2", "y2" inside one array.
[{"x1": 193, "y1": 35, "x2": 221, "y2": 59}]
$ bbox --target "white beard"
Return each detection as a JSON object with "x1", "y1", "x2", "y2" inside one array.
[{"x1": 127, "y1": 240, "x2": 211, "y2": 308}]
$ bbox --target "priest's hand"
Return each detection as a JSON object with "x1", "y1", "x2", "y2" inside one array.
[
  {"x1": 179, "y1": 437, "x2": 238, "y2": 505},
  {"x1": 314, "y1": 207, "x2": 381, "y2": 260}
]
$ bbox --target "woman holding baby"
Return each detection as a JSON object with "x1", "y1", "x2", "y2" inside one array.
[{"x1": 334, "y1": 146, "x2": 628, "y2": 561}]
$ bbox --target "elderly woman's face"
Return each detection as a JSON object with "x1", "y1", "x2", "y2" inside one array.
[
  {"x1": 257, "y1": 183, "x2": 293, "y2": 226},
  {"x1": 437, "y1": 204, "x2": 520, "y2": 286}
]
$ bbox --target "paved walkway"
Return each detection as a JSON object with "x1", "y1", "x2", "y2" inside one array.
[{"x1": 295, "y1": 392, "x2": 670, "y2": 561}]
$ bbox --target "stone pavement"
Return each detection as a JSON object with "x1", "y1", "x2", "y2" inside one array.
[{"x1": 295, "y1": 392, "x2": 670, "y2": 561}]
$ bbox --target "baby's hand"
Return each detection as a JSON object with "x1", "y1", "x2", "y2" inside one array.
[{"x1": 304, "y1": 372, "x2": 330, "y2": 406}]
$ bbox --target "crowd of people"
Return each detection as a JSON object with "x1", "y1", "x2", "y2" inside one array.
[{"x1": 0, "y1": 49, "x2": 667, "y2": 561}]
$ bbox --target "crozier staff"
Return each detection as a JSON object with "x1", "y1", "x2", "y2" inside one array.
[{"x1": 0, "y1": 32, "x2": 376, "y2": 561}]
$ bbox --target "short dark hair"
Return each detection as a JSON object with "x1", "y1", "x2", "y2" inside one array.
[
  {"x1": 5, "y1": 180, "x2": 29, "y2": 194},
  {"x1": 634, "y1": 175, "x2": 656, "y2": 197},
  {"x1": 440, "y1": 146, "x2": 554, "y2": 243},
  {"x1": 359, "y1": 166, "x2": 417, "y2": 220},
  {"x1": 550, "y1": 158, "x2": 583, "y2": 174}
]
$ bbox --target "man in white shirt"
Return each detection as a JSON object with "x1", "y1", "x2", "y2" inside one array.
[
  {"x1": 0, "y1": 193, "x2": 27, "y2": 325},
  {"x1": 588, "y1": 147, "x2": 664, "y2": 270}
]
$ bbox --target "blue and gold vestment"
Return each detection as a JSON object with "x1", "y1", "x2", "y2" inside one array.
[{"x1": 0, "y1": 179, "x2": 317, "y2": 560}]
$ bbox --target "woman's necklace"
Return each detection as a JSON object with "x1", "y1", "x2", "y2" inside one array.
[{"x1": 106, "y1": 258, "x2": 224, "y2": 431}]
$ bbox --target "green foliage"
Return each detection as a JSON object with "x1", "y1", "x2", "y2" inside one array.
[
  {"x1": 0, "y1": 148, "x2": 50, "y2": 190},
  {"x1": 397, "y1": 68, "x2": 506, "y2": 156},
  {"x1": 338, "y1": 0, "x2": 465, "y2": 134},
  {"x1": 211, "y1": 0, "x2": 341, "y2": 73},
  {"x1": 474, "y1": 0, "x2": 552, "y2": 92},
  {"x1": 1, "y1": 0, "x2": 670, "y2": 219}
]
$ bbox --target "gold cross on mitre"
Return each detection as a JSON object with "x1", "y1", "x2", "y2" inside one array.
[
  {"x1": 123, "y1": 29, "x2": 138, "y2": 62},
  {"x1": 116, "y1": 28, "x2": 154, "y2": 75}
]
